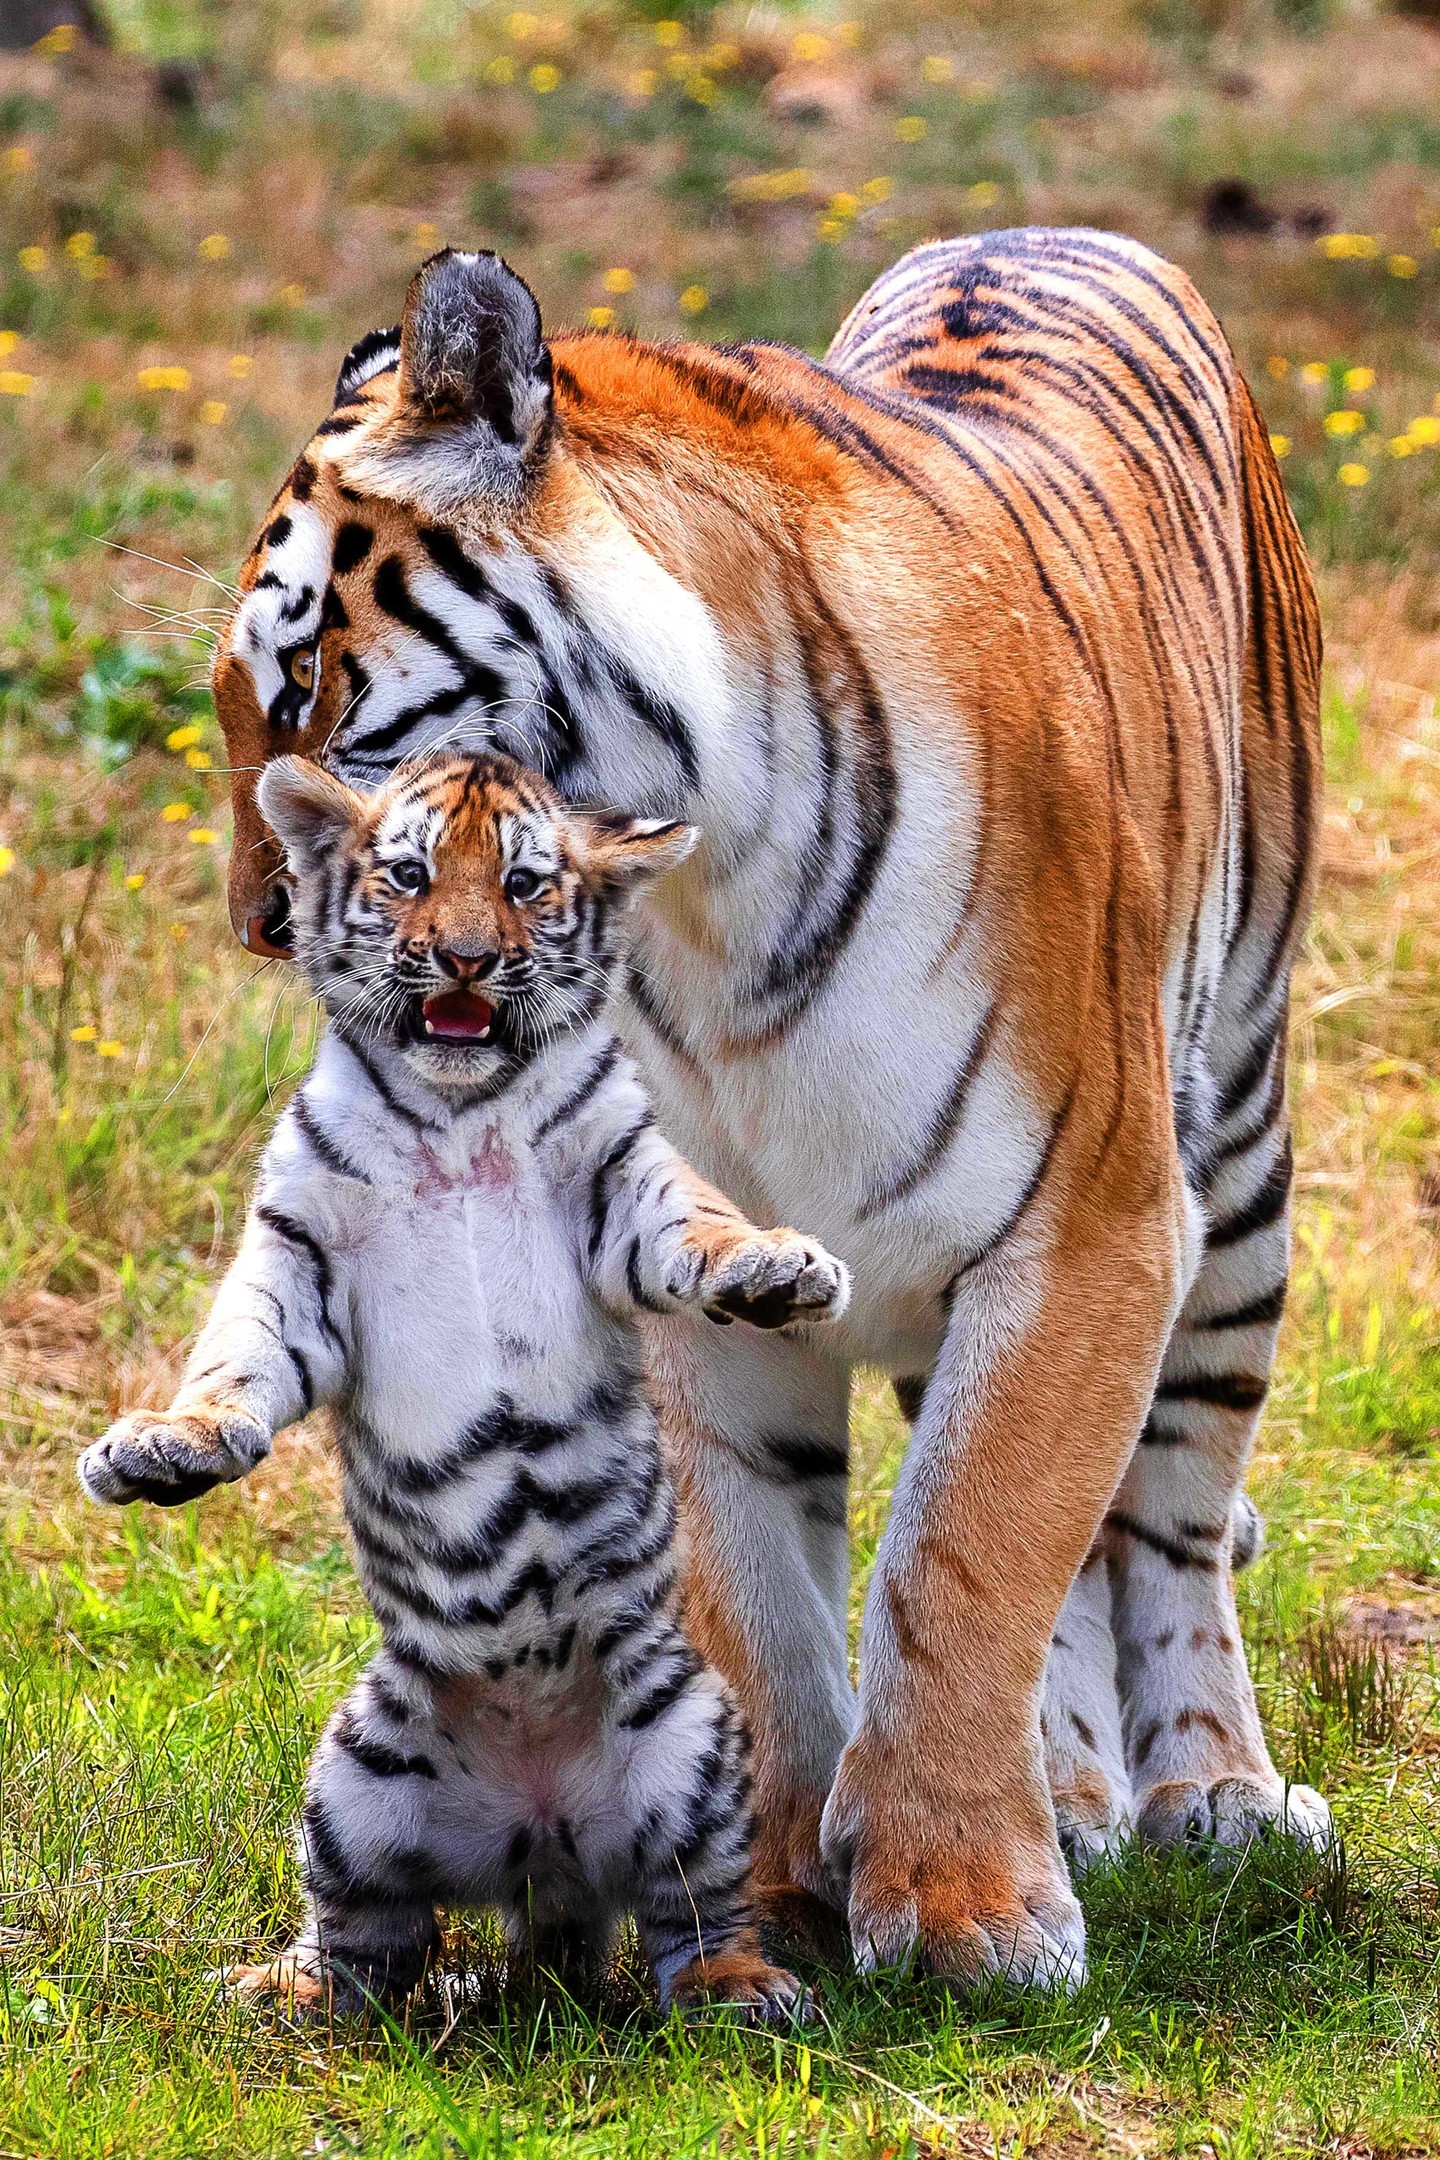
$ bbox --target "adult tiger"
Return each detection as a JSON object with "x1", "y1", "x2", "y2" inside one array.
[{"x1": 212, "y1": 231, "x2": 1328, "y2": 1991}]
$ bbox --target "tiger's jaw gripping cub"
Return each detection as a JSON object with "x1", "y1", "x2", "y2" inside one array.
[{"x1": 79, "y1": 753, "x2": 851, "y2": 2023}]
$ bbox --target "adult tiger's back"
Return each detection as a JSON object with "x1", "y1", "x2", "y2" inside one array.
[{"x1": 213, "y1": 230, "x2": 1326, "y2": 1992}]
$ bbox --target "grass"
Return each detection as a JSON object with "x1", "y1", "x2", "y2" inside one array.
[{"x1": 7, "y1": 0, "x2": 1440, "y2": 2151}]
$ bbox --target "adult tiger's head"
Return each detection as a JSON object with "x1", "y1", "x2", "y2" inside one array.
[
  {"x1": 257, "y1": 749, "x2": 695, "y2": 1091},
  {"x1": 212, "y1": 246, "x2": 785, "y2": 959}
]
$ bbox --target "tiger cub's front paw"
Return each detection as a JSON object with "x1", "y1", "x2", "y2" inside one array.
[
  {"x1": 78, "y1": 1407, "x2": 267, "y2": 1508},
  {"x1": 672, "y1": 1228, "x2": 850, "y2": 1331}
]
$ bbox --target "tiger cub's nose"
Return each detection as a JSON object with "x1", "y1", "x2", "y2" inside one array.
[{"x1": 434, "y1": 943, "x2": 501, "y2": 982}]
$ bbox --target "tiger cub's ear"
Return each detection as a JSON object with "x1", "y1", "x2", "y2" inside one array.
[
  {"x1": 579, "y1": 813, "x2": 699, "y2": 894},
  {"x1": 256, "y1": 758, "x2": 365, "y2": 872}
]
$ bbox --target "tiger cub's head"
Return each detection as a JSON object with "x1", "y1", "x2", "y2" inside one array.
[{"x1": 256, "y1": 750, "x2": 695, "y2": 1093}]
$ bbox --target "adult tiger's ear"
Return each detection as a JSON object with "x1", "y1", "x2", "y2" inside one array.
[
  {"x1": 580, "y1": 813, "x2": 700, "y2": 895},
  {"x1": 256, "y1": 757, "x2": 365, "y2": 873},
  {"x1": 401, "y1": 248, "x2": 551, "y2": 455}
]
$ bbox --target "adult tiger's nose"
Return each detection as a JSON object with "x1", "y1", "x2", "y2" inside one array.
[
  {"x1": 244, "y1": 883, "x2": 294, "y2": 960},
  {"x1": 434, "y1": 943, "x2": 501, "y2": 982}
]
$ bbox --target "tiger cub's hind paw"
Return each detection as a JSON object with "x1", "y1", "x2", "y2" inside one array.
[{"x1": 666, "y1": 1944, "x2": 815, "y2": 2025}]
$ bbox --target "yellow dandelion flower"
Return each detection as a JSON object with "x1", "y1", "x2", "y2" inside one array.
[
  {"x1": 0, "y1": 332, "x2": 17, "y2": 357},
  {"x1": 97, "y1": 1040, "x2": 124, "y2": 1058},
  {"x1": 198, "y1": 232, "x2": 231, "y2": 262},
  {"x1": 1388, "y1": 253, "x2": 1418, "y2": 279},
  {"x1": 70, "y1": 1025, "x2": 97, "y2": 1043},
  {"x1": 1323, "y1": 409, "x2": 1365, "y2": 436},
  {"x1": 161, "y1": 802, "x2": 193, "y2": 822},
  {"x1": 837, "y1": 21, "x2": 862, "y2": 47},
  {"x1": 1269, "y1": 433, "x2": 1291, "y2": 458},
  {"x1": 278, "y1": 282, "x2": 306, "y2": 307},
  {"x1": 1389, "y1": 436, "x2": 1416, "y2": 457},
  {"x1": 189, "y1": 828, "x2": 219, "y2": 845},
  {"x1": 922, "y1": 55, "x2": 954, "y2": 83},
  {"x1": 685, "y1": 74, "x2": 717, "y2": 104},
  {"x1": 895, "y1": 115, "x2": 928, "y2": 143},
  {"x1": 627, "y1": 68, "x2": 657, "y2": 96},
  {"x1": 185, "y1": 748, "x2": 213, "y2": 769},
  {"x1": 1342, "y1": 365, "x2": 1375, "y2": 393},
  {"x1": 137, "y1": 365, "x2": 191, "y2": 392},
  {"x1": 228, "y1": 353, "x2": 254, "y2": 378},
  {"x1": 0, "y1": 371, "x2": 34, "y2": 396},
  {"x1": 199, "y1": 399, "x2": 227, "y2": 426},
  {"x1": 0, "y1": 846, "x2": 15, "y2": 875},
  {"x1": 529, "y1": 62, "x2": 560, "y2": 92},
  {"x1": 1337, "y1": 462, "x2": 1369, "y2": 486},
  {"x1": 703, "y1": 43, "x2": 739, "y2": 71},
  {"x1": 791, "y1": 31, "x2": 831, "y2": 61},
  {"x1": 507, "y1": 9, "x2": 538, "y2": 36},
  {"x1": 170, "y1": 922, "x2": 188, "y2": 942},
  {"x1": 1266, "y1": 355, "x2": 1289, "y2": 379},
  {"x1": 860, "y1": 176, "x2": 892, "y2": 204},
  {"x1": 484, "y1": 55, "x2": 515, "y2": 83},
  {"x1": 166, "y1": 723, "x2": 203, "y2": 750},
  {"x1": 816, "y1": 216, "x2": 847, "y2": 244},
  {"x1": 828, "y1": 193, "x2": 859, "y2": 218},
  {"x1": 34, "y1": 22, "x2": 76, "y2": 52},
  {"x1": 968, "y1": 180, "x2": 999, "y2": 208},
  {"x1": 1299, "y1": 361, "x2": 1329, "y2": 385},
  {"x1": 727, "y1": 168, "x2": 813, "y2": 203},
  {"x1": 654, "y1": 18, "x2": 683, "y2": 45},
  {"x1": 603, "y1": 267, "x2": 636, "y2": 294},
  {"x1": 124, "y1": 872, "x2": 145, "y2": 890},
  {"x1": 77, "y1": 253, "x2": 110, "y2": 280},
  {"x1": 18, "y1": 245, "x2": 47, "y2": 273},
  {"x1": 412, "y1": 221, "x2": 440, "y2": 249},
  {"x1": 679, "y1": 284, "x2": 708, "y2": 315},
  {"x1": 586, "y1": 305, "x2": 616, "y2": 329},
  {"x1": 2, "y1": 146, "x2": 35, "y2": 175},
  {"x1": 1408, "y1": 415, "x2": 1440, "y2": 445},
  {"x1": 63, "y1": 230, "x2": 95, "y2": 259},
  {"x1": 1319, "y1": 232, "x2": 1378, "y2": 260}
]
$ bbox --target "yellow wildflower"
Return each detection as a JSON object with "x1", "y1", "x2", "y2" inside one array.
[
  {"x1": 1299, "y1": 361, "x2": 1329, "y2": 385},
  {"x1": 161, "y1": 802, "x2": 193, "y2": 822},
  {"x1": 63, "y1": 230, "x2": 95, "y2": 259},
  {"x1": 507, "y1": 9, "x2": 538, "y2": 35},
  {"x1": 2, "y1": 146, "x2": 35, "y2": 175},
  {"x1": 1319, "y1": 233, "x2": 1378, "y2": 260},
  {"x1": 837, "y1": 22, "x2": 862, "y2": 48},
  {"x1": 727, "y1": 168, "x2": 813, "y2": 203},
  {"x1": 679, "y1": 285, "x2": 708, "y2": 315},
  {"x1": 529, "y1": 63, "x2": 560, "y2": 92},
  {"x1": 125, "y1": 872, "x2": 146, "y2": 890},
  {"x1": 1323, "y1": 409, "x2": 1364, "y2": 436},
  {"x1": 199, "y1": 400, "x2": 227, "y2": 426},
  {"x1": 1266, "y1": 355, "x2": 1289, "y2": 379},
  {"x1": 791, "y1": 31, "x2": 830, "y2": 61},
  {"x1": 1387, "y1": 253, "x2": 1418, "y2": 279},
  {"x1": 198, "y1": 232, "x2": 231, "y2": 261},
  {"x1": 189, "y1": 828, "x2": 219, "y2": 846},
  {"x1": 1337, "y1": 463, "x2": 1370, "y2": 486},
  {"x1": 0, "y1": 371, "x2": 34, "y2": 396},
  {"x1": 816, "y1": 216, "x2": 847, "y2": 244},
  {"x1": 170, "y1": 922, "x2": 188, "y2": 942},
  {"x1": 0, "y1": 845, "x2": 15, "y2": 875},
  {"x1": 703, "y1": 43, "x2": 739, "y2": 71},
  {"x1": 685, "y1": 75, "x2": 716, "y2": 104},
  {"x1": 77, "y1": 253, "x2": 109, "y2": 280},
  {"x1": 895, "y1": 115, "x2": 927, "y2": 143},
  {"x1": 166, "y1": 723, "x2": 203, "y2": 750},
  {"x1": 70, "y1": 1025, "x2": 97, "y2": 1043},
  {"x1": 137, "y1": 365, "x2": 191, "y2": 392},
  {"x1": 97, "y1": 1040, "x2": 124, "y2": 1057},
  {"x1": 228, "y1": 353, "x2": 254, "y2": 378},
  {"x1": 828, "y1": 193, "x2": 859, "y2": 217},
  {"x1": 484, "y1": 55, "x2": 515, "y2": 83},
  {"x1": 18, "y1": 245, "x2": 47, "y2": 272},
  {"x1": 1408, "y1": 415, "x2": 1440, "y2": 445},
  {"x1": 586, "y1": 305, "x2": 616, "y2": 329},
  {"x1": 627, "y1": 68, "x2": 657, "y2": 96},
  {"x1": 1342, "y1": 365, "x2": 1375, "y2": 393},
  {"x1": 1389, "y1": 436, "x2": 1416, "y2": 457},
  {"x1": 185, "y1": 748, "x2": 213, "y2": 770},
  {"x1": 922, "y1": 55, "x2": 953, "y2": 83},
  {"x1": 0, "y1": 332, "x2": 16, "y2": 357},
  {"x1": 968, "y1": 180, "x2": 999, "y2": 207},
  {"x1": 34, "y1": 22, "x2": 76, "y2": 52},
  {"x1": 860, "y1": 176, "x2": 892, "y2": 204},
  {"x1": 654, "y1": 19, "x2": 683, "y2": 45},
  {"x1": 603, "y1": 267, "x2": 636, "y2": 294},
  {"x1": 1269, "y1": 433, "x2": 1291, "y2": 459},
  {"x1": 278, "y1": 282, "x2": 306, "y2": 307}
]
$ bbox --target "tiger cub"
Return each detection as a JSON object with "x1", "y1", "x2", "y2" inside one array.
[{"x1": 79, "y1": 749, "x2": 849, "y2": 2023}]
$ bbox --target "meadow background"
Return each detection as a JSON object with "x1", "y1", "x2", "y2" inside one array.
[{"x1": 6, "y1": 0, "x2": 1440, "y2": 2152}]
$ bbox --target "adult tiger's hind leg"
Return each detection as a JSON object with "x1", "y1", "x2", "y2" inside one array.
[{"x1": 1107, "y1": 1086, "x2": 1331, "y2": 1856}]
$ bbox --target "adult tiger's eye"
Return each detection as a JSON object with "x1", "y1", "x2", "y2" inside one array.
[{"x1": 290, "y1": 647, "x2": 315, "y2": 690}]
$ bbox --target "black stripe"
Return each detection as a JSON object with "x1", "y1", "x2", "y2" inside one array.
[
  {"x1": 255, "y1": 1204, "x2": 345, "y2": 1354},
  {"x1": 587, "y1": 1118, "x2": 652, "y2": 1259},
  {"x1": 1106, "y1": 1510, "x2": 1219, "y2": 1571},
  {"x1": 762, "y1": 1435, "x2": 848, "y2": 1482},
  {"x1": 1192, "y1": 1282, "x2": 1287, "y2": 1331},
  {"x1": 944, "y1": 1082, "x2": 1075, "y2": 1299},
  {"x1": 1207, "y1": 1140, "x2": 1291, "y2": 1249},
  {"x1": 531, "y1": 1038, "x2": 622, "y2": 1141},
  {"x1": 332, "y1": 1708, "x2": 438, "y2": 1781},
  {"x1": 1153, "y1": 1370, "x2": 1268, "y2": 1412},
  {"x1": 858, "y1": 1002, "x2": 997, "y2": 1217},
  {"x1": 292, "y1": 1091, "x2": 372, "y2": 1184}
]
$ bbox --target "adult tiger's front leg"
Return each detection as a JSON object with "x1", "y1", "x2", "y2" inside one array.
[{"x1": 820, "y1": 1082, "x2": 1185, "y2": 1990}]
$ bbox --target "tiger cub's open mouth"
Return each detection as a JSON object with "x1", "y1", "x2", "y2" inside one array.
[{"x1": 421, "y1": 989, "x2": 495, "y2": 1042}]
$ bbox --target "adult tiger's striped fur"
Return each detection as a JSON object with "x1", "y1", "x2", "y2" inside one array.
[
  {"x1": 210, "y1": 231, "x2": 1329, "y2": 1993},
  {"x1": 80, "y1": 750, "x2": 850, "y2": 2020}
]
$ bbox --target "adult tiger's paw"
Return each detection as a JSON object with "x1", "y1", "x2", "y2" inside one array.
[
  {"x1": 78, "y1": 1407, "x2": 267, "y2": 1508},
  {"x1": 1137, "y1": 1774, "x2": 1332, "y2": 1861},
  {"x1": 821, "y1": 1742, "x2": 1087, "y2": 1993},
  {"x1": 673, "y1": 1228, "x2": 850, "y2": 1331}
]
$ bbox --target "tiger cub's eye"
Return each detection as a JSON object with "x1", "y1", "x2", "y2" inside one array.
[{"x1": 290, "y1": 647, "x2": 316, "y2": 691}]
